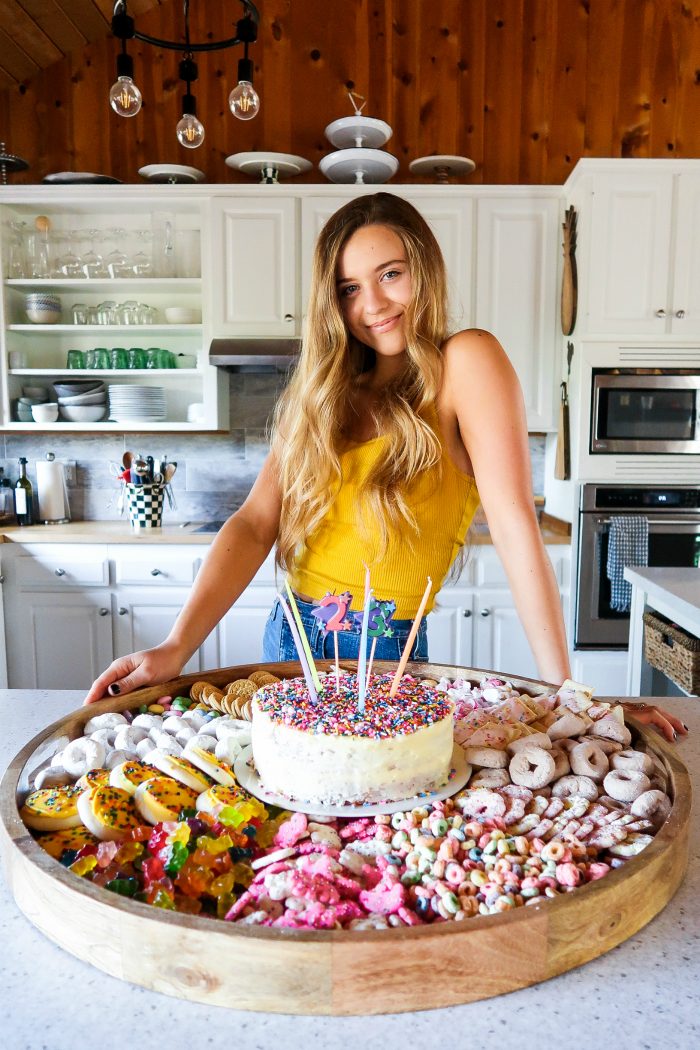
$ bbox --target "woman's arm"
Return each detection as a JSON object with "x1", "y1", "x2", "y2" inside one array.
[
  {"x1": 442, "y1": 329, "x2": 571, "y2": 685},
  {"x1": 84, "y1": 453, "x2": 283, "y2": 702}
]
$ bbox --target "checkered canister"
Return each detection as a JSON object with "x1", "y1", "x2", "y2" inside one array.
[{"x1": 125, "y1": 483, "x2": 165, "y2": 529}]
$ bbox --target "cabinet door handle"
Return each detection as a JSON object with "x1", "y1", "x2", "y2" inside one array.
[
  {"x1": 675, "y1": 309, "x2": 686, "y2": 319},
  {"x1": 99, "y1": 608, "x2": 109, "y2": 616},
  {"x1": 655, "y1": 308, "x2": 666, "y2": 318},
  {"x1": 284, "y1": 313, "x2": 294, "y2": 322},
  {"x1": 150, "y1": 568, "x2": 162, "y2": 576},
  {"x1": 0, "y1": 575, "x2": 4, "y2": 584},
  {"x1": 480, "y1": 608, "x2": 491, "y2": 618},
  {"x1": 118, "y1": 607, "x2": 128, "y2": 616},
  {"x1": 55, "y1": 568, "x2": 66, "y2": 577},
  {"x1": 463, "y1": 609, "x2": 472, "y2": 618}
]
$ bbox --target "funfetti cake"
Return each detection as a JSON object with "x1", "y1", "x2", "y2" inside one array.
[{"x1": 251, "y1": 672, "x2": 454, "y2": 805}]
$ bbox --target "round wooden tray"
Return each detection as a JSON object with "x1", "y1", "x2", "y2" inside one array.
[{"x1": 0, "y1": 661, "x2": 691, "y2": 1016}]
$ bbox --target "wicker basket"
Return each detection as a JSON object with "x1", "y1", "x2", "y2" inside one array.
[{"x1": 643, "y1": 611, "x2": 700, "y2": 695}]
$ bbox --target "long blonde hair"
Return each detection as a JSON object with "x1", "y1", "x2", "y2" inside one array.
[{"x1": 272, "y1": 192, "x2": 449, "y2": 572}]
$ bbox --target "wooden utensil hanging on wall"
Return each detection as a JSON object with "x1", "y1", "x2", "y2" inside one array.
[
  {"x1": 561, "y1": 206, "x2": 577, "y2": 335},
  {"x1": 554, "y1": 342, "x2": 574, "y2": 481}
]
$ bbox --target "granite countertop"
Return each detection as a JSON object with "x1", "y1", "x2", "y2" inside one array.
[{"x1": 0, "y1": 690, "x2": 697, "y2": 1049}]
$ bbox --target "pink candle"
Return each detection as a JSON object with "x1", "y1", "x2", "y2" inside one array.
[{"x1": 389, "y1": 577, "x2": 432, "y2": 698}]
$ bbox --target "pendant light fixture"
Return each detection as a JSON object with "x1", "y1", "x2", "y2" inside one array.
[{"x1": 110, "y1": 1, "x2": 260, "y2": 149}]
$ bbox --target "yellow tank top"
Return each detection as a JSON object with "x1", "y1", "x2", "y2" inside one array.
[{"x1": 290, "y1": 413, "x2": 480, "y2": 618}]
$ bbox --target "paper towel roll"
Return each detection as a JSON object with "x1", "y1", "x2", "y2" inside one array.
[{"x1": 36, "y1": 458, "x2": 70, "y2": 522}]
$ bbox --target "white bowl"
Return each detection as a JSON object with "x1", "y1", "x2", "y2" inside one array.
[
  {"x1": 58, "y1": 404, "x2": 107, "y2": 423},
  {"x1": 57, "y1": 391, "x2": 108, "y2": 406},
  {"x1": 26, "y1": 307, "x2": 62, "y2": 324},
  {"x1": 164, "y1": 306, "x2": 201, "y2": 324},
  {"x1": 31, "y1": 402, "x2": 59, "y2": 423}
]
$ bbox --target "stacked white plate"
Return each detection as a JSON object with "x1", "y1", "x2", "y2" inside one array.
[{"x1": 108, "y1": 385, "x2": 167, "y2": 422}]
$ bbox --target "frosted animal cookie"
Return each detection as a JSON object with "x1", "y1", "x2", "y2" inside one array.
[
  {"x1": 469, "y1": 768, "x2": 509, "y2": 789},
  {"x1": 551, "y1": 775, "x2": 599, "y2": 801},
  {"x1": 84, "y1": 712, "x2": 128, "y2": 736},
  {"x1": 590, "y1": 715, "x2": 632, "y2": 747},
  {"x1": 508, "y1": 746, "x2": 556, "y2": 789},
  {"x1": 20, "y1": 786, "x2": 83, "y2": 832},
  {"x1": 507, "y1": 733, "x2": 552, "y2": 754},
  {"x1": 611, "y1": 749, "x2": 655, "y2": 776},
  {"x1": 61, "y1": 738, "x2": 106, "y2": 778},
  {"x1": 547, "y1": 711, "x2": 591, "y2": 741},
  {"x1": 463, "y1": 746, "x2": 508, "y2": 769},
  {"x1": 630, "y1": 789, "x2": 672, "y2": 827},
  {"x1": 570, "y1": 741, "x2": 609, "y2": 781},
  {"x1": 603, "y1": 769, "x2": 651, "y2": 803}
]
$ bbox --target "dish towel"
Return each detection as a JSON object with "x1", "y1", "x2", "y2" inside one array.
[{"x1": 606, "y1": 515, "x2": 649, "y2": 612}]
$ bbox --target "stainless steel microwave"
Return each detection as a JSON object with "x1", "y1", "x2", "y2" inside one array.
[{"x1": 590, "y1": 369, "x2": 700, "y2": 454}]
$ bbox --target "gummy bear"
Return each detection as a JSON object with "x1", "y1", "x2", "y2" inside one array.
[
  {"x1": 164, "y1": 840, "x2": 190, "y2": 876},
  {"x1": 69, "y1": 855, "x2": 98, "y2": 877},
  {"x1": 105, "y1": 877, "x2": 139, "y2": 898}
]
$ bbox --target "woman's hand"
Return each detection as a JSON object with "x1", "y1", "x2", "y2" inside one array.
[
  {"x1": 622, "y1": 702, "x2": 689, "y2": 743},
  {"x1": 83, "y1": 642, "x2": 188, "y2": 705}
]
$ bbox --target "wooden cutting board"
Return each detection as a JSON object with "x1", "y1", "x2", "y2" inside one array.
[{"x1": 561, "y1": 206, "x2": 577, "y2": 335}]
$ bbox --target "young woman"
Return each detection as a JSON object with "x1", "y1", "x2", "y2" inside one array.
[{"x1": 85, "y1": 194, "x2": 684, "y2": 742}]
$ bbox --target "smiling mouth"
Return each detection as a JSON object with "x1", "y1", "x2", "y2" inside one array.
[{"x1": 369, "y1": 314, "x2": 401, "y2": 331}]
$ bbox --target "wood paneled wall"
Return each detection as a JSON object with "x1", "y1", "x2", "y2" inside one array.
[{"x1": 1, "y1": 0, "x2": 699, "y2": 186}]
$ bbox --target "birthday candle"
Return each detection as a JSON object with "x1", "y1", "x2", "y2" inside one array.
[
  {"x1": 284, "y1": 580, "x2": 322, "y2": 691},
  {"x1": 357, "y1": 565, "x2": 372, "y2": 714},
  {"x1": 390, "y1": 577, "x2": 432, "y2": 698},
  {"x1": 277, "y1": 591, "x2": 319, "y2": 704}
]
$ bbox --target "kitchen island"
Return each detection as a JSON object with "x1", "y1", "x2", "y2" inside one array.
[
  {"x1": 625, "y1": 567, "x2": 700, "y2": 696},
  {"x1": 0, "y1": 689, "x2": 697, "y2": 1049}
]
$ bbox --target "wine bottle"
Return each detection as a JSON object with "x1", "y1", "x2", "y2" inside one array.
[{"x1": 14, "y1": 457, "x2": 34, "y2": 526}]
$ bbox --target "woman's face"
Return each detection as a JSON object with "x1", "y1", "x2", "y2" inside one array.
[{"x1": 336, "y1": 224, "x2": 412, "y2": 359}]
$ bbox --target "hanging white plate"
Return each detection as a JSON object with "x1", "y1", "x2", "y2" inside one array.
[
  {"x1": 408, "y1": 155, "x2": 476, "y2": 181},
  {"x1": 138, "y1": 164, "x2": 206, "y2": 184},
  {"x1": 225, "y1": 152, "x2": 312, "y2": 180},
  {"x1": 319, "y1": 148, "x2": 399, "y2": 185},
  {"x1": 324, "y1": 115, "x2": 393, "y2": 149},
  {"x1": 233, "y1": 742, "x2": 470, "y2": 817}
]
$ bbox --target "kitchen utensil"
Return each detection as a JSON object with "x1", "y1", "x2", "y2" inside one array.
[
  {"x1": 146, "y1": 456, "x2": 155, "y2": 483},
  {"x1": 554, "y1": 341, "x2": 574, "y2": 481},
  {"x1": 42, "y1": 172, "x2": 122, "y2": 184},
  {"x1": 123, "y1": 451, "x2": 134, "y2": 472},
  {"x1": 561, "y1": 205, "x2": 578, "y2": 335}
]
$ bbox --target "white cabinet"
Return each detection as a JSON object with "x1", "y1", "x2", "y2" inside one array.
[
  {"x1": 426, "y1": 590, "x2": 473, "y2": 667},
  {"x1": 475, "y1": 196, "x2": 560, "y2": 430},
  {"x1": 583, "y1": 170, "x2": 700, "y2": 337},
  {"x1": 571, "y1": 649, "x2": 630, "y2": 698},
  {"x1": 219, "y1": 584, "x2": 277, "y2": 668},
  {"x1": 112, "y1": 589, "x2": 219, "y2": 675},
  {"x1": 208, "y1": 197, "x2": 298, "y2": 336},
  {"x1": 0, "y1": 552, "x2": 7, "y2": 687}
]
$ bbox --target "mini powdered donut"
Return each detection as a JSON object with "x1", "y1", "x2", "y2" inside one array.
[
  {"x1": 192, "y1": 733, "x2": 217, "y2": 754},
  {"x1": 105, "y1": 748, "x2": 138, "y2": 770},
  {"x1": 148, "y1": 734, "x2": 183, "y2": 757},
  {"x1": 61, "y1": 738, "x2": 106, "y2": 778},
  {"x1": 608, "y1": 833, "x2": 654, "y2": 857},
  {"x1": 148, "y1": 752, "x2": 212, "y2": 792},
  {"x1": 551, "y1": 775, "x2": 599, "y2": 801},
  {"x1": 161, "y1": 715, "x2": 184, "y2": 735},
  {"x1": 175, "y1": 725, "x2": 197, "y2": 746},
  {"x1": 20, "y1": 786, "x2": 83, "y2": 831},
  {"x1": 589, "y1": 737, "x2": 623, "y2": 756},
  {"x1": 133, "y1": 776, "x2": 200, "y2": 824},
  {"x1": 34, "y1": 824, "x2": 99, "y2": 859},
  {"x1": 457, "y1": 788, "x2": 507, "y2": 819},
  {"x1": 84, "y1": 712, "x2": 128, "y2": 736},
  {"x1": 136, "y1": 738, "x2": 155, "y2": 760},
  {"x1": 184, "y1": 744, "x2": 237, "y2": 786},
  {"x1": 89, "y1": 727, "x2": 117, "y2": 751},
  {"x1": 630, "y1": 789, "x2": 672, "y2": 826},
  {"x1": 603, "y1": 768, "x2": 651, "y2": 803},
  {"x1": 508, "y1": 746, "x2": 556, "y2": 789},
  {"x1": 549, "y1": 748, "x2": 571, "y2": 779},
  {"x1": 77, "y1": 784, "x2": 139, "y2": 841},
  {"x1": 552, "y1": 737, "x2": 578, "y2": 754},
  {"x1": 109, "y1": 759, "x2": 155, "y2": 795},
  {"x1": 590, "y1": 715, "x2": 632, "y2": 747},
  {"x1": 570, "y1": 741, "x2": 610, "y2": 781},
  {"x1": 507, "y1": 733, "x2": 552, "y2": 754},
  {"x1": 113, "y1": 725, "x2": 149, "y2": 752},
  {"x1": 34, "y1": 765, "x2": 73, "y2": 789},
  {"x1": 215, "y1": 717, "x2": 252, "y2": 742},
  {"x1": 463, "y1": 746, "x2": 508, "y2": 769},
  {"x1": 214, "y1": 736, "x2": 244, "y2": 765},
  {"x1": 75, "y1": 768, "x2": 111, "y2": 791},
  {"x1": 547, "y1": 711, "x2": 591, "y2": 740},
  {"x1": 196, "y1": 783, "x2": 246, "y2": 818},
  {"x1": 132, "y1": 713, "x2": 164, "y2": 731},
  {"x1": 611, "y1": 749, "x2": 655, "y2": 775},
  {"x1": 469, "y1": 768, "x2": 510, "y2": 789}
]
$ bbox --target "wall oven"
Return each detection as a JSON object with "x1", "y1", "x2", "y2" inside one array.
[
  {"x1": 575, "y1": 484, "x2": 700, "y2": 648},
  {"x1": 591, "y1": 369, "x2": 700, "y2": 455}
]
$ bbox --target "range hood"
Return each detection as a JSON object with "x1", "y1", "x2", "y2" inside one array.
[{"x1": 209, "y1": 337, "x2": 300, "y2": 372}]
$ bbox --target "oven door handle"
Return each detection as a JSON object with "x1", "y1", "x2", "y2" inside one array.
[{"x1": 594, "y1": 517, "x2": 700, "y2": 527}]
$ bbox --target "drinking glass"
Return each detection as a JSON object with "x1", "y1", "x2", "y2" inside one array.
[
  {"x1": 71, "y1": 303, "x2": 89, "y2": 325},
  {"x1": 106, "y1": 228, "x2": 134, "y2": 278},
  {"x1": 66, "y1": 349, "x2": 85, "y2": 369},
  {"x1": 92, "y1": 347, "x2": 110, "y2": 370},
  {"x1": 7, "y1": 220, "x2": 27, "y2": 278},
  {"x1": 128, "y1": 346, "x2": 146, "y2": 369},
  {"x1": 145, "y1": 347, "x2": 159, "y2": 369},
  {"x1": 118, "y1": 300, "x2": 139, "y2": 325},
  {"x1": 81, "y1": 228, "x2": 108, "y2": 279},
  {"x1": 136, "y1": 302, "x2": 153, "y2": 325},
  {"x1": 156, "y1": 348, "x2": 174, "y2": 368},
  {"x1": 57, "y1": 230, "x2": 83, "y2": 277},
  {"x1": 28, "y1": 229, "x2": 51, "y2": 278},
  {"x1": 132, "y1": 230, "x2": 153, "y2": 276},
  {"x1": 97, "y1": 300, "x2": 118, "y2": 325},
  {"x1": 111, "y1": 347, "x2": 128, "y2": 369}
]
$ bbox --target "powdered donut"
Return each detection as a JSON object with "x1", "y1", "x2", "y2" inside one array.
[
  {"x1": 551, "y1": 775, "x2": 599, "y2": 801},
  {"x1": 611, "y1": 749, "x2": 655, "y2": 776},
  {"x1": 547, "y1": 712, "x2": 591, "y2": 741},
  {"x1": 507, "y1": 733, "x2": 552, "y2": 754},
  {"x1": 105, "y1": 748, "x2": 138, "y2": 769},
  {"x1": 550, "y1": 747, "x2": 571, "y2": 779},
  {"x1": 630, "y1": 789, "x2": 672, "y2": 826},
  {"x1": 458, "y1": 788, "x2": 507, "y2": 819},
  {"x1": 463, "y1": 746, "x2": 508, "y2": 769},
  {"x1": 113, "y1": 725, "x2": 149, "y2": 752},
  {"x1": 469, "y1": 768, "x2": 510, "y2": 789},
  {"x1": 508, "y1": 746, "x2": 556, "y2": 789},
  {"x1": 61, "y1": 738, "x2": 106, "y2": 778},
  {"x1": 570, "y1": 741, "x2": 609, "y2": 781},
  {"x1": 590, "y1": 716, "x2": 632, "y2": 747},
  {"x1": 589, "y1": 737, "x2": 624, "y2": 756},
  {"x1": 84, "y1": 712, "x2": 128, "y2": 736},
  {"x1": 89, "y1": 727, "x2": 117, "y2": 751},
  {"x1": 603, "y1": 768, "x2": 651, "y2": 802},
  {"x1": 34, "y1": 765, "x2": 73, "y2": 789}
]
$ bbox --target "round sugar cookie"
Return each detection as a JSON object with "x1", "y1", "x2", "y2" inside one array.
[
  {"x1": 196, "y1": 783, "x2": 246, "y2": 818},
  {"x1": 77, "y1": 785, "x2": 139, "y2": 841},
  {"x1": 147, "y1": 752, "x2": 212, "y2": 792},
  {"x1": 109, "y1": 759, "x2": 156, "y2": 795},
  {"x1": 20, "y1": 786, "x2": 83, "y2": 832},
  {"x1": 35, "y1": 825, "x2": 99, "y2": 859},
  {"x1": 75, "y1": 768, "x2": 111, "y2": 791},
  {"x1": 185, "y1": 744, "x2": 237, "y2": 786},
  {"x1": 133, "y1": 777, "x2": 200, "y2": 825}
]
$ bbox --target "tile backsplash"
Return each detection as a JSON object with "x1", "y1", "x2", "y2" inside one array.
[{"x1": 0, "y1": 374, "x2": 547, "y2": 522}]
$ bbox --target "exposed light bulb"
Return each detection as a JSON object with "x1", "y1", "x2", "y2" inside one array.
[
  {"x1": 229, "y1": 81, "x2": 260, "y2": 120},
  {"x1": 109, "y1": 75, "x2": 142, "y2": 117},
  {"x1": 176, "y1": 112, "x2": 205, "y2": 149}
]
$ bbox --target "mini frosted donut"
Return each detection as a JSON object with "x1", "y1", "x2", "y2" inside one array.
[
  {"x1": 463, "y1": 746, "x2": 508, "y2": 769},
  {"x1": 84, "y1": 712, "x2": 128, "y2": 736},
  {"x1": 551, "y1": 775, "x2": 599, "y2": 801},
  {"x1": 89, "y1": 727, "x2": 117, "y2": 751},
  {"x1": 570, "y1": 741, "x2": 610, "y2": 781},
  {"x1": 588, "y1": 737, "x2": 623, "y2": 756},
  {"x1": 508, "y1": 746, "x2": 556, "y2": 789},
  {"x1": 132, "y1": 713, "x2": 164, "y2": 732},
  {"x1": 550, "y1": 747, "x2": 571, "y2": 779},
  {"x1": 62, "y1": 738, "x2": 106, "y2": 778},
  {"x1": 161, "y1": 715, "x2": 184, "y2": 735},
  {"x1": 105, "y1": 748, "x2": 138, "y2": 770},
  {"x1": 469, "y1": 768, "x2": 510, "y2": 789},
  {"x1": 215, "y1": 736, "x2": 243, "y2": 765},
  {"x1": 457, "y1": 788, "x2": 507, "y2": 819},
  {"x1": 603, "y1": 768, "x2": 651, "y2": 803},
  {"x1": 547, "y1": 711, "x2": 591, "y2": 741},
  {"x1": 34, "y1": 765, "x2": 73, "y2": 789},
  {"x1": 590, "y1": 715, "x2": 632, "y2": 747},
  {"x1": 630, "y1": 789, "x2": 672, "y2": 826},
  {"x1": 611, "y1": 749, "x2": 655, "y2": 776},
  {"x1": 113, "y1": 725, "x2": 149, "y2": 752},
  {"x1": 507, "y1": 733, "x2": 552, "y2": 754},
  {"x1": 150, "y1": 733, "x2": 184, "y2": 757}
]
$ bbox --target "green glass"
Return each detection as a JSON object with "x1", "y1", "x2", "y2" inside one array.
[
  {"x1": 156, "y1": 348, "x2": 174, "y2": 369},
  {"x1": 66, "y1": 349, "x2": 85, "y2": 369},
  {"x1": 92, "y1": 347, "x2": 110, "y2": 370},
  {"x1": 145, "y1": 347, "x2": 159, "y2": 369},
  {"x1": 128, "y1": 346, "x2": 146, "y2": 369},
  {"x1": 111, "y1": 346, "x2": 128, "y2": 369}
]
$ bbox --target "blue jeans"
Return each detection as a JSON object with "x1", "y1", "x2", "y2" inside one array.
[{"x1": 261, "y1": 596, "x2": 429, "y2": 664}]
